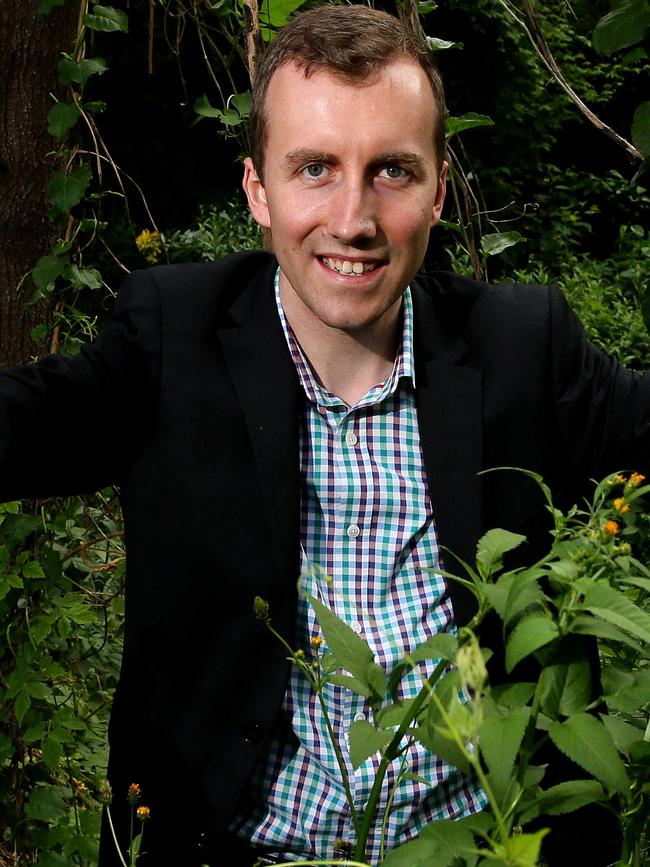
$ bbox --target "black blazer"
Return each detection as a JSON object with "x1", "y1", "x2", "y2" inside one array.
[{"x1": 2, "y1": 251, "x2": 650, "y2": 864}]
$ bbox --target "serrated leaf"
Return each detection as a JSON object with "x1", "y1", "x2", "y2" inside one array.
[
  {"x1": 15, "y1": 690, "x2": 31, "y2": 723},
  {"x1": 410, "y1": 633, "x2": 458, "y2": 664},
  {"x1": 419, "y1": 817, "x2": 476, "y2": 862},
  {"x1": 571, "y1": 614, "x2": 644, "y2": 655},
  {"x1": 64, "y1": 264, "x2": 102, "y2": 290},
  {"x1": 327, "y1": 674, "x2": 371, "y2": 698},
  {"x1": 258, "y1": 0, "x2": 308, "y2": 40},
  {"x1": 446, "y1": 112, "x2": 494, "y2": 139},
  {"x1": 538, "y1": 642, "x2": 592, "y2": 717},
  {"x1": 529, "y1": 780, "x2": 605, "y2": 822},
  {"x1": 491, "y1": 682, "x2": 535, "y2": 709},
  {"x1": 548, "y1": 714, "x2": 628, "y2": 793},
  {"x1": 22, "y1": 561, "x2": 45, "y2": 579},
  {"x1": 25, "y1": 786, "x2": 68, "y2": 821},
  {"x1": 481, "y1": 231, "x2": 527, "y2": 257},
  {"x1": 601, "y1": 714, "x2": 645, "y2": 755},
  {"x1": 593, "y1": 0, "x2": 650, "y2": 55},
  {"x1": 47, "y1": 165, "x2": 92, "y2": 216},
  {"x1": 583, "y1": 582, "x2": 650, "y2": 645},
  {"x1": 632, "y1": 101, "x2": 650, "y2": 157},
  {"x1": 47, "y1": 102, "x2": 80, "y2": 139},
  {"x1": 418, "y1": 724, "x2": 471, "y2": 776},
  {"x1": 84, "y1": 5, "x2": 128, "y2": 32},
  {"x1": 502, "y1": 828, "x2": 549, "y2": 865},
  {"x1": 348, "y1": 720, "x2": 392, "y2": 769},
  {"x1": 308, "y1": 594, "x2": 385, "y2": 701},
  {"x1": 42, "y1": 734, "x2": 63, "y2": 771},
  {"x1": 505, "y1": 615, "x2": 559, "y2": 673},
  {"x1": 476, "y1": 528, "x2": 526, "y2": 575},
  {"x1": 377, "y1": 698, "x2": 417, "y2": 727},
  {"x1": 479, "y1": 706, "x2": 529, "y2": 804}
]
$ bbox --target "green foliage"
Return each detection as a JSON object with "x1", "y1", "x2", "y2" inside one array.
[{"x1": 158, "y1": 200, "x2": 262, "y2": 264}]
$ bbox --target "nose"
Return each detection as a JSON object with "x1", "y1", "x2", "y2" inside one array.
[{"x1": 326, "y1": 179, "x2": 377, "y2": 244}]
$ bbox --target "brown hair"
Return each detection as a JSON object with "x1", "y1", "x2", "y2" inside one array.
[{"x1": 249, "y1": 4, "x2": 447, "y2": 179}]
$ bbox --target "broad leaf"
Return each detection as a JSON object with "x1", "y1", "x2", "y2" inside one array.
[
  {"x1": 32, "y1": 255, "x2": 67, "y2": 293},
  {"x1": 410, "y1": 632, "x2": 458, "y2": 664},
  {"x1": 632, "y1": 101, "x2": 650, "y2": 156},
  {"x1": 446, "y1": 112, "x2": 494, "y2": 139},
  {"x1": 25, "y1": 786, "x2": 68, "y2": 821},
  {"x1": 571, "y1": 614, "x2": 645, "y2": 655},
  {"x1": 309, "y1": 595, "x2": 386, "y2": 701},
  {"x1": 481, "y1": 231, "x2": 527, "y2": 257},
  {"x1": 501, "y1": 829, "x2": 549, "y2": 865},
  {"x1": 42, "y1": 734, "x2": 63, "y2": 771},
  {"x1": 479, "y1": 706, "x2": 529, "y2": 804},
  {"x1": 47, "y1": 165, "x2": 93, "y2": 216},
  {"x1": 522, "y1": 780, "x2": 604, "y2": 823},
  {"x1": 58, "y1": 56, "x2": 108, "y2": 87},
  {"x1": 601, "y1": 713, "x2": 645, "y2": 755},
  {"x1": 84, "y1": 5, "x2": 129, "y2": 32},
  {"x1": 538, "y1": 643, "x2": 592, "y2": 717},
  {"x1": 476, "y1": 528, "x2": 526, "y2": 575},
  {"x1": 377, "y1": 698, "x2": 417, "y2": 727},
  {"x1": 348, "y1": 720, "x2": 392, "y2": 769},
  {"x1": 582, "y1": 582, "x2": 650, "y2": 645},
  {"x1": 47, "y1": 102, "x2": 80, "y2": 139},
  {"x1": 418, "y1": 725, "x2": 471, "y2": 776},
  {"x1": 258, "y1": 0, "x2": 308, "y2": 40},
  {"x1": 548, "y1": 714, "x2": 629, "y2": 793},
  {"x1": 491, "y1": 682, "x2": 535, "y2": 709},
  {"x1": 327, "y1": 674, "x2": 371, "y2": 698},
  {"x1": 593, "y1": 0, "x2": 650, "y2": 55},
  {"x1": 505, "y1": 615, "x2": 559, "y2": 673}
]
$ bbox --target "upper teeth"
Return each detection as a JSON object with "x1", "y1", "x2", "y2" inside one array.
[{"x1": 323, "y1": 257, "x2": 376, "y2": 275}]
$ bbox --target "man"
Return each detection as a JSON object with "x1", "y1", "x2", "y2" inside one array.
[{"x1": 1, "y1": 5, "x2": 649, "y2": 866}]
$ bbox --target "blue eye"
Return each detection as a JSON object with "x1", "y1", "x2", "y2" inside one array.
[
  {"x1": 381, "y1": 165, "x2": 407, "y2": 179},
  {"x1": 303, "y1": 163, "x2": 326, "y2": 178}
]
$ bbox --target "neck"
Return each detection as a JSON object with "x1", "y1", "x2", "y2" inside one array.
[{"x1": 281, "y1": 293, "x2": 402, "y2": 407}]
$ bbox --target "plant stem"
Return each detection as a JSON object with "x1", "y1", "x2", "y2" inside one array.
[{"x1": 105, "y1": 807, "x2": 129, "y2": 867}]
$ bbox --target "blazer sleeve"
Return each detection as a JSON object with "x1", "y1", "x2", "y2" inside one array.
[
  {"x1": 549, "y1": 284, "x2": 650, "y2": 478},
  {"x1": 0, "y1": 269, "x2": 161, "y2": 502}
]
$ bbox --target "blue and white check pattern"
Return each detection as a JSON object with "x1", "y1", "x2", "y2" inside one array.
[{"x1": 235, "y1": 272, "x2": 485, "y2": 864}]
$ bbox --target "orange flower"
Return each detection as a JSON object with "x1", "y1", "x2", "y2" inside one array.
[
  {"x1": 629, "y1": 472, "x2": 646, "y2": 489},
  {"x1": 310, "y1": 635, "x2": 323, "y2": 649},
  {"x1": 128, "y1": 783, "x2": 141, "y2": 804},
  {"x1": 136, "y1": 805, "x2": 150, "y2": 821},
  {"x1": 613, "y1": 497, "x2": 630, "y2": 514},
  {"x1": 602, "y1": 520, "x2": 620, "y2": 536}
]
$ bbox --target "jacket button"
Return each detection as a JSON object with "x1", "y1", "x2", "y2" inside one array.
[{"x1": 242, "y1": 722, "x2": 265, "y2": 745}]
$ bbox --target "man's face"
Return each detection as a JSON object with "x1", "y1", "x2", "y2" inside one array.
[{"x1": 243, "y1": 58, "x2": 447, "y2": 337}]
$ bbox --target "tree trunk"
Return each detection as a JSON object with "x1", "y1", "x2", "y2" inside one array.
[{"x1": 0, "y1": 0, "x2": 78, "y2": 367}]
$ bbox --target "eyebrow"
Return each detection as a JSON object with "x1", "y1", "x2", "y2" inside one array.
[{"x1": 281, "y1": 148, "x2": 428, "y2": 173}]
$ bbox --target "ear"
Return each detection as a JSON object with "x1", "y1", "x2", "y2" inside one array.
[
  {"x1": 430, "y1": 160, "x2": 448, "y2": 228},
  {"x1": 242, "y1": 157, "x2": 271, "y2": 229}
]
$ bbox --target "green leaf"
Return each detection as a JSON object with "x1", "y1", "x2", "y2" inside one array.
[
  {"x1": 47, "y1": 102, "x2": 80, "y2": 139},
  {"x1": 593, "y1": 0, "x2": 650, "y2": 55},
  {"x1": 22, "y1": 560, "x2": 45, "y2": 579},
  {"x1": 64, "y1": 264, "x2": 103, "y2": 290},
  {"x1": 538, "y1": 642, "x2": 592, "y2": 717},
  {"x1": 348, "y1": 720, "x2": 392, "y2": 769},
  {"x1": 32, "y1": 255, "x2": 67, "y2": 293},
  {"x1": 601, "y1": 714, "x2": 645, "y2": 755},
  {"x1": 327, "y1": 673, "x2": 371, "y2": 698},
  {"x1": 548, "y1": 714, "x2": 629, "y2": 793},
  {"x1": 58, "y1": 56, "x2": 108, "y2": 87},
  {"x1": 501, "y1": 829, "x2": 549, "y2": 866},
  {"x1": 84, "y1": 5, "x2": 129, "y2": 32},
  {"x1": 491, "y1": 682, "x2": 535, "y2": 709},
  {"x1": 525, "y1": 780, "x2": 605, "y2": 822},
  {"x1": 446, "y1": 112, "x2": 494, "y2": 139},
  {"x1": 418, "y1": 724, "x2": 471, "y2": 776},
  {"x1": 15, "y1": 690, "x2": 31, "y2": 723},
  {"x1": 377, "y1": 698, "x2": 417, "y2": 727},
  {"x1": 571, "y1": 614, "x2": 644, "y2": 655},
  {"x1": 42, "y1": 734, "x2": 63, "y2": 771},
  {"x1": 481, "y1": 231, "x2": 527, "y2": 257},
  {"x1": 193, "y1": 94, "x2": 224, "y2": 120},
  {"x1": 308, "y1": 595, "x2": 386, "y2": 701},
  {"x1": 479, "y1": 707, "x2": 529, "y2": 803},
  {"x1": 47, "y1": 165, "x2": 93, "y2": 216},
  {"x1": 632, "y1": 101, "x2": 650, "y2": 157},
  {"x1": 410, "y1": 633, "x2": 458, "y2": 664},
  {"x1": 426, "y1": 37, "x2": 462, "y2": 51},
  {"x1": 258, "y1": 0, "x2": 308, "y2": 40},
  {"x1": 582, "y1": 582, "x2": 650, "y2": 645},
  {"x1": 505, "y1": 615, "x2": 559, "y2": 673},
  {"x1": 419, "y1": 817, "x2": 476, "y2": 861},
  {"x1": 476, "y1": 528, "x2": 527, "y2": 576},
  {"x1": 25, "y1": 785, "x2": 68, "y2": 821}
]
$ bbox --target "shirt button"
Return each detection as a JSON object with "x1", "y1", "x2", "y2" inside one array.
[
  {"x1": 354, "y1": 712, "x2": 366, "y2": 722},
  {"x1": 345, "y1": 431, "x2": 358, "y2": 446},
  {"x1": 350, "y1": 620, "x2": 362, "y2": 634},
  {"x1": 347, "y1": 524, "x2": 360, "y2": 539}
]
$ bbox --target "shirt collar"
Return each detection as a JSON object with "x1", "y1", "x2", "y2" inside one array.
[{"x1": 274, "y1": 268, "x2": 415, "y2": 409}]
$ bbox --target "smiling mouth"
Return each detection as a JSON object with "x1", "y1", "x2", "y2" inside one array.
[{"x1": 321, "y1": 256, "x2": 381, "y2": 276}]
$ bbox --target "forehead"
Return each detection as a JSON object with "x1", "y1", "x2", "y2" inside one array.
[{"x1": 262, "y1": 59, "x2": 437, "y2": 164}]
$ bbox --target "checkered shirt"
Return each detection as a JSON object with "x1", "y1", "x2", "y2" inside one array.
[{"x1": 234, "y1": 272, "x2": 485, "y2": 864}]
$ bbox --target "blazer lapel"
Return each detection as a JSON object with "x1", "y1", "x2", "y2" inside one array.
[
  {"x1": 217, "y1": 259, "x2": 301, "y2": 588},
  {"x1": 412, "y1": 278, "x2": 483, "y2": 626}
]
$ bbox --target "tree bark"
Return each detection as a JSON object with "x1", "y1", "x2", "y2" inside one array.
[{"x1": 0, "y1": 0, "x2": 78, "y2": 367}]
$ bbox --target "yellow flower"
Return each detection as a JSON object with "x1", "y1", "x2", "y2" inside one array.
[
  {"x1": 128, "y1": 782, "x2": 141, "y2": 804},
  {"x1": 310, "y1": 635, "x2": 323, "y2": 649},
  {"x1": 136, "y1": 805, "x2": 151, "y2": 821},
  {"x1": 602, "y1": 520, "x2": 620, "y2": 536},
  {"x1": 628, "y1": 472, "x2": 646, "y2": 489},
  {"x1": 135, "y1": 229, "x2": 163, "y2": 264},
  {"x1": 613, "y1": 497, "x2": 630, "y2": 514}
]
